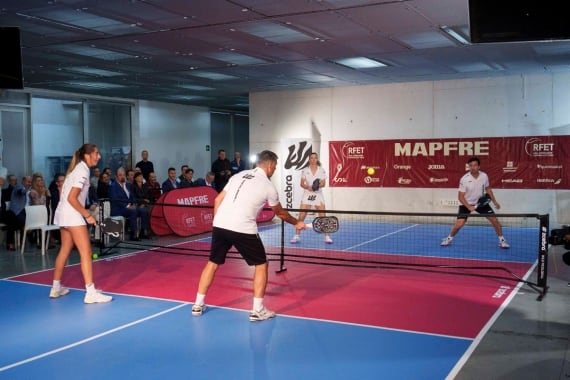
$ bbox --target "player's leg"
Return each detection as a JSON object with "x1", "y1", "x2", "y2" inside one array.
[
  {"x1": 50, "y1": 227, "x2": 74, "y2": 298},
  {"x1": 193, "y1": 227, "x2": 231, "y2": 316},
  {"x1": 291, "y1": 204, "x2": 309, "y2": 243},
  {"x1": 233, "y1": 231, "x2": 275, "y2": 321},
  {"x1": 486, "y1": 215, "x2": 510, "y2": 248},
  {"x1": 441, "y1": 206, "x2": 470, "y2": 246},
  {"x1": 315, "y1": 203, "x2": 333, "y2": 244},
  {"x1": 69, "y1": 225, "x2": 113, "y2": 303}
]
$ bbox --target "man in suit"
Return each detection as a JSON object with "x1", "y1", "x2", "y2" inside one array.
[
  {"x1": 5, "y1": 175, "x2": 32, "y2": 250},
  {"x1": 161, "y1": 167, "x2": 178, "y2": 193},
  {"x1": 109, "y1": 167, "x2": 149, "y2": 241}
]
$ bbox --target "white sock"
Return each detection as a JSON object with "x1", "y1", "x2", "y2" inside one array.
[
  {"x1": 253, "y1": 297, "x2": 263, "y2": 312},
  {"x1": 52, "y1": 280, "x2": 61, "y2": 290},
  {"x1": 195, "y1": 293, "x2": 206, "y2": 306},
  {"x1": 85, "y1": 283, "x2": 96, "y2": 294},
  {"x1": 499, "y1": 236, "x2": 505, "y2": 241}
]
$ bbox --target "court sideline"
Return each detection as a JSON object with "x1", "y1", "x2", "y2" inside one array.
[{"x1": 0, "y1": 238, "x2": 568, "y2": 379}]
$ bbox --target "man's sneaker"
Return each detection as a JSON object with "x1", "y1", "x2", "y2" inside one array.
[
  {"x1": 325, "y1": 235, "x2": 333, "y2": 244},
  {"x1": 84, "y1": 291, "x2": 113, "y2": 304},
  {"x1": 499, "y1": 239, "x2": 510, "y2": 249},
  {"x1": 49, "y1": 287, "x2": 70, "y2": 299},
  {"x1": 440, "y1": 236, "x2": 453, "y2": 246},
  {"x1": 249, "y1": 306, "x2": 276, "y2": 322},
  {"x1": 290, "y1": 235, "x2": 300, "y2": 244},
  {"x1": 192, "y1": 304, "x2": 206, "y2": 316}
]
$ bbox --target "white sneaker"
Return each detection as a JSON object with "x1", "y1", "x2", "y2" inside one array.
[
  {"x1": 192, "y1": 304, "x2": 206, "y2": 316},
  {"x1": 290, "y1": 235, "x2": 300, "y2": 244},
  {"x1": 249, "y1": 306, "x2": 276, "y2": 322},
  {"x1": 499, "y1": 239, "x2": 510, "y2": 249},
  {"x1": 440, "y1": 236, "x2": 453, "y2": 246},
  {"x1": 49, "y1": 287, "x2": 70, "y2": 299},
  {"x1": 325, "y1": 235, "x2": 333, "y2": 244},
  {"x1": 84, "y1": 291, "x2": 113, "y2": 304}
]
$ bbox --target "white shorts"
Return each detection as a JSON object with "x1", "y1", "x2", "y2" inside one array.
[
  {"x1": 54, "y1": 208, "x2": 86, "y2": 227},
  {"x1": 299, "y1": 191, "x2": 325, "y2": 208}
]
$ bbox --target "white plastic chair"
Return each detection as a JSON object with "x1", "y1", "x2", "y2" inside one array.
[{"x1": 20, "y1": 205, "x2": 60, "y2": 255}]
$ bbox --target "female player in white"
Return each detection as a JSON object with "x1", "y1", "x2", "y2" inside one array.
[
  {"x1": 290, "y1": 152, "x2": 333, "y2": 244},
  {"x1": 49, "y1": 143, "x2": 113, "y2": 304}
]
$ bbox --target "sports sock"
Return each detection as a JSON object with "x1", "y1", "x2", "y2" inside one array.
[
  {"x1": 52, "y1": 280, "x2": 61, "y2": 290},
  {"x1": 86, "y1": 283, "x2": 96, "y2": 294},
  {"x1": 253, "y1": 297, "x2": 263, "y2": 312},
  {"x1": 195, "y1": 293, "x2": 206, "y2": 306}
]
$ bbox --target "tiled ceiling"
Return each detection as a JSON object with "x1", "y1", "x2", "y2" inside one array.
[{"x1": 2, "y1": 0, "x2": 570, "y2": 112}]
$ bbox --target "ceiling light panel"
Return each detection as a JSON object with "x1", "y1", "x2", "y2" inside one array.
[{"x1": 238, "y1": 21, "x2": 314, "y2": 43}]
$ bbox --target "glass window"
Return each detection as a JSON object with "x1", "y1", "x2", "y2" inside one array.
[
  {"x1": 86, "y1": 101, "x2": 131, "y2": 178},
  {"x1": 31, "y1": 97, "x2": 83, "y2": 180}
]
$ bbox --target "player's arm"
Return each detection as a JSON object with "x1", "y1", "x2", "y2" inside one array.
[
  {"x1": 271, "y1": 202, "x2": 306, "y2": 230},
  {"x1": 67, "y1": 186, "x2": 95, "y2": 224},
  {"x1": 458, "y1": 191, "x2": 475, "y2": 211},
  {"x1": 485, "y1": 187, "x2": 500, "y2": 209},
  {"x1": 213, "y1": 190, "x2": 226, "y2": 215},
  {"x1": 299, "y1": 174, "x2": 308, "y2": 191}
]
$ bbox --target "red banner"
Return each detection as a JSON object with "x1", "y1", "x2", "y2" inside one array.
[
  {"x1": 150, "y1": 187, "x2": 276, "y2": 236},
  {"x1": 329, "y1": 136, "x2": 570, "y2": 189}
]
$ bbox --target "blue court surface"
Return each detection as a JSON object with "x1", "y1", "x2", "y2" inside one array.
[
  {"x1": 0, "y1": 279, "x2": 472, "y2": 380},
  {"x1": 1, "y1": 220, "x2": 539, "y2": 380}
]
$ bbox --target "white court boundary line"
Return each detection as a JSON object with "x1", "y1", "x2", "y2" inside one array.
[
  {"x1": 343, "y1": 224, "x2": 420, "y2": 251},
  {"x1": 0, "y1": 303, "x2": 188, "y2": 372},
  {"x1": 444, "y1": 260, "x2": 538, "y2": 379}
]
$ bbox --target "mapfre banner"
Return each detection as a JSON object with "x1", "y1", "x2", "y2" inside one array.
[{"x1": 329, "y1": 136, "x2": 570, "y2": 189}]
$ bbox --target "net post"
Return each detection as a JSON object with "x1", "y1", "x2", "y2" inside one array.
[
  {"x1": 536, "y1": 214, "x2": 549, "y2": 300},
  {"x1": 275, "y1": 218, "x2": 287, "y2": 273}
]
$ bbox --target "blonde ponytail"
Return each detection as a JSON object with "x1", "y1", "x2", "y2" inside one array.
[{"x1": 66, "y1": 143, "x2": 98, "y2": 175}]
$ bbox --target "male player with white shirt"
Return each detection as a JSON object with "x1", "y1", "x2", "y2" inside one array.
[
  {"x1": 192, "y1": 150, "x2": 306, "y2": 321},
  {"x1": 441, "y1": 156, "x2": 509, "y2": 248}
]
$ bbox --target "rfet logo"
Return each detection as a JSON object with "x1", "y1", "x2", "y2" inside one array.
[
  {"x1": 342, "y1": 141, "x2": 366, "y2": 159},
  {"x1": 284, "y1": 141, "x2": 312, "y2": 170},
  {"x1": 525, "y1": 137, "x2": 555, "y2": 157}
]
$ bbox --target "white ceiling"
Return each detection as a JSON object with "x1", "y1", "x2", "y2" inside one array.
[{"x1": 3, "y1": 0, "x2": 570, "y2": 112}]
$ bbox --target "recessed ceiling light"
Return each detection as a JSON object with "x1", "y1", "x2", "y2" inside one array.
[{"x1": 332, "y1": 57, "x2": 387, "y2": 69}]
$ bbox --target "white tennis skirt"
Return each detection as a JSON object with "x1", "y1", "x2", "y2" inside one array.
[
  {"x1": 54, "y1": 207, "x2": 86, "y2": 227},
  {"x1": 299, "y1": 191, "x2": 325, "y2": 207}
]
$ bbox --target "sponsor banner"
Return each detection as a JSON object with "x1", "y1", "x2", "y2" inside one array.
[
  {"x1": 150, "y1": 187, "x2": 276, "y2": 236},
  {"x1": 329, "y1": 135, "x2": 570, "y2": 189},
  {"x1": 281, "y1": 139, "x2": 317, "y2": 209}
]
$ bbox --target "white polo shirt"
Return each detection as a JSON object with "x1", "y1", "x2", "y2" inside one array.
[
  {"x1": 458, "y1": 171, "x2": 489, "y2": 206},
  {"x1": 54, "y1": 161, "x2": 90, "y2": 227},
  {"x1": 213, "y1": 167, "x2": 279, "y2": 234}
]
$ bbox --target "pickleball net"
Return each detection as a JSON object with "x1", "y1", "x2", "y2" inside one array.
[{"x1": 98, "y1": 201, "x2": 549, "y2": 300}]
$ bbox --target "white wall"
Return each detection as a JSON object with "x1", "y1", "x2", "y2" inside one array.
[
  {"x1": 250, "y1": 73, "x2": 570, "y2": 226},
  {"x1": 133, "y1": 100, "x2": 211, "y2": 183}
]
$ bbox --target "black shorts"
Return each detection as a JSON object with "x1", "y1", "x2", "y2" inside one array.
[
  {"x1": 209, "y1": 227, "x2": 267, "y2": 266},
  {"x1": 457, "y1": 204, "x2": 495, "y2": 219}
]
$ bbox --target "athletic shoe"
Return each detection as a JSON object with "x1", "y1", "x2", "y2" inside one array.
[
  {"x1": 499, "y1": 239, "x2": 510, "y2": 249},
  {"x1": 325, "y1": 235, "x2": 333, "y2": 244},
  {"x1": 290, "y1": 235, "x2": 300, "y2": 244},
  {"x1": 191, "y1": 304, "x2": 206, "y2": 316},
  {"x1": 49, "y1": 287, "x2": 70, "y2": 299},
  {"x1": 440, "y1": 236, "x2": 453, "y2": 246},
  {"x1": 84, "y1": 291, "x2": 113, "y2": 304},
  {"x1": 249, "y1": 306, "x2": 276, "y2": 322}
]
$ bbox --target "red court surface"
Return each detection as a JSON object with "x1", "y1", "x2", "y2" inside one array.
[{"x1": 11, "y1": 248, "x2": 534, "y2": 339}]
